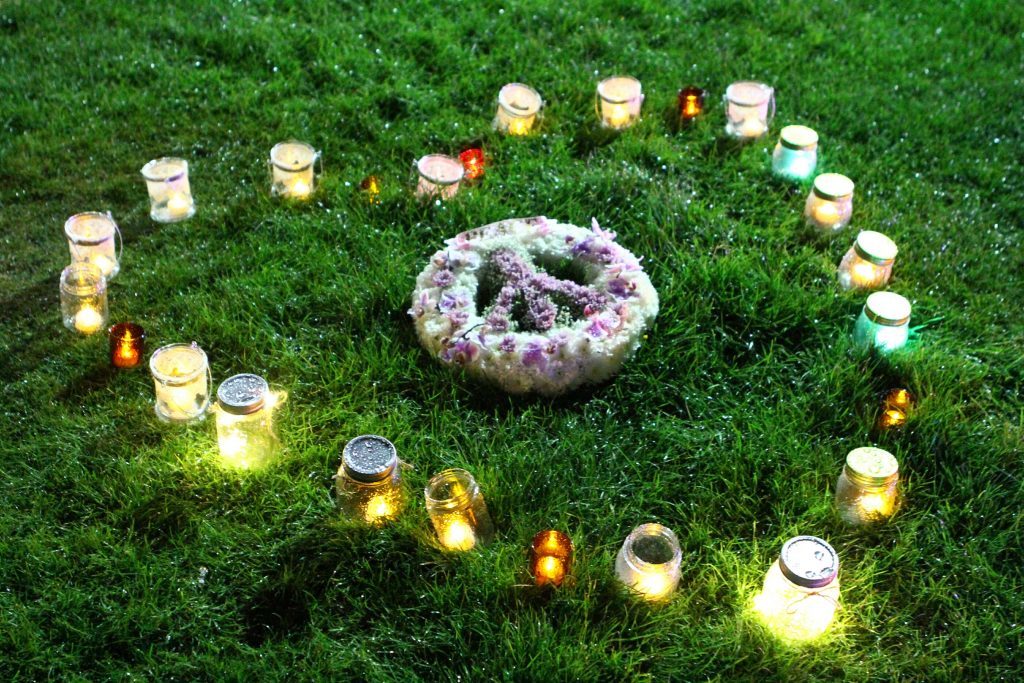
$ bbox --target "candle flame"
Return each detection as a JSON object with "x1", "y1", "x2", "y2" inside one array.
[
  {"x1": 535, "y1": 556, "x2": 566, "y2": 586},
  {"x1": 441, "y1": 518, "x2": 476, "y2": 551},
  {"x1": 365, "y1": 494, "x2": 396, "y2": 524},
  {"x1": 509, "y1": 118, "x2": 531, "y2": 136},
  {"x1": 74, "y1": 306, "x2": 103, "y2": 334}
]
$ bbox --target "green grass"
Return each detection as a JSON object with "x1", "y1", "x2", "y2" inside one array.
[{"x1": 1, "y1": 0, "x2": 1023, "y2": 680}]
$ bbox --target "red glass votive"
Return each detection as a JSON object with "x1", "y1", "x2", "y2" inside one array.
[
  {"x1": 109, "y1": 322, "x2": 145, "y2": 369},
  {"x1": 529, "y1": 529, "x2": 573, "y2": 587},
  {"x1": 678, "y1": 85, "x2": 707, "y2": 122},
  {"x1": 459, "y1": 148, "x2": 485, "y2": 181}
]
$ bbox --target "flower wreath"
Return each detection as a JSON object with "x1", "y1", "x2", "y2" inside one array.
[{"x1": 409, "y1": 216, "x2": 659, "y2": 396}]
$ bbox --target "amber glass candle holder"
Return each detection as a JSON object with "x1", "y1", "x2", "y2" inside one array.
[
  {"x1": 878, "y1": 388, "x2": 914, "y2": 430},
  {"x1": 459, "y1": 148, "x2": 485, "y2": 181},
  {"x1": 360, "y1": 175, "x2": 382, "y2": 203},
  {"x1": 529, "y1": 530, "x2": 573, "y2": 587},
  {"x1": 678, "y1": 85, "x2": 706, "y2": 123},
  {"x1": 109, "y1": 322, "x2": 145, "y2": 369}
]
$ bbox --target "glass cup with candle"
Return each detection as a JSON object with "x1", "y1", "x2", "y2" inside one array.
[
  {"x1": 837, "y1": 231, "x2": 898, "y2": 291},
  {"x1": 615, "y1": 523, "x2": 681, "y2": 602},
  {"x1": 753, "y1": 536, "x2": 840, "y2": 642},
  {"x1": 596, "y1": 76, "x2": 643, "y2": 130},
  {"x1": 270, "y1": 140, "x2": 318, "y2": 199},
  {"x1": 141, "y1": 157, "x2": 195, "y2": 223},
  {"x1": 772, "y1": 125, "x2": 818, "y2": 181},
  {"x1": 530, "y1": 530, "x2": 573, "y2": 587},
  {"x1": 336, "y1": 435, "x2": 405, "y2": 525},
  {"x1": 149, "y1": 342, "x2": 210, "y2": 423},
  {"x1": 724, "y1": 81, "x2": 775, "y2": 140},
  {"x1": 853, "y1": 291, "x2": 912, "y2": 352},
  {"x1": 64, "y1": 212, "x2": 121, "y2": 280},
  {"x1": 805, "y1": 173, "x2": 854, "y2": 233},
  {"x1": 60, "y1": 263, "x2": 108, "y2": 335},
  {"x1": 494, "y1": 83, "x2": 543, "y2": 136},
  {"x1": 109, "y1": 322, "x2": 145, "y2": 369},
  {"x1": 424, "y1": 468, "x2": 494, "y2": 551},
  {"x1": 415, "y1": 154, "x2": 464, "y2": 200},
  {"x1": 835, "y1": 447, "x2": 900, "y2": 525},
  {"x1": 214, "y1": 373, "x2": 280, "y2": 469}
]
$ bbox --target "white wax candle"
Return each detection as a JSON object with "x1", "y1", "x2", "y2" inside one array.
[{"x1": 74, "y1": 306, "x2": 103, "y2": 334}]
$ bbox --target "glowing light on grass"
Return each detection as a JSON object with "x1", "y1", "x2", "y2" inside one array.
[
  {"x1": 360, "y1": 175, "x2": 382, "y2": 203},
  {"x1": 494, "y1": 83, "x2": 542, "y2": 135},
  {"x1": 805, "y1": 173, "x2": 854, "y2": 233},
  {"x1": 65, "y1": 212, "x2": 121, "y2": 280},
  {"x1": 678, "y1": 85, "x2": 706, "y2": 123},
  {"x1": 335, "y1": 435, "x2": 404, "y2": 525},
  {"x1": 838, "y1": 231, "x2": 898, "y2": 291},
  {"x1": 853, "y1": 291, "x2": 912, "y2": 351},
  {"x1": 149, "y1": 342, "x2": 210, "y2": 423},
  {"x1": 60, "y1": 263, "x2": 108, "y2": 335},
  {"x1": 597, "y1": 76, "x2": 643, "y2": 130},
  {"x1": 141, "y1": 157, "x2": 195, "y2": 223},
  {"x1": 836, "y1": 447, "x2": 900, "y2": 524},
  {"x1": 615, "y1": 523, "x2": 681, "y2": 602},
  {"x1": 754, "y1": 536, "x2": 840, "y2": 642},
  {"x1": 214, "y1": 373, "x2": 281, "y2": 469},
  {"x1": 725, "y1": 81, "x2": 774, "y2": 139},
  {"x1": 109, "y1": 322, "x2": 145, "y2": 369},
  {"x1": 425, "y1": 468, "x2": 493, "y2": 551},
  {"x1": 530, "y1": 530, "x2": 573, "y2": 587},
  {"x1": 459, "y1": 147, "x2": 485, "y2": 181},
  {"x1": 772, "y1": 125, "x2": 818, "y2": 181},
  {"x1": 270, "y1": 140, "x2": 318, "y2": 199}
]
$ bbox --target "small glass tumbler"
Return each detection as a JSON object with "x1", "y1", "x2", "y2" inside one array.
[
  {"x1": 64, "y1": 212, "x2": 121, "y2": 280},
  {"x1": 425, "y1": 468, "x2": 494, "y2": 551},
  {"x1": 835, "y1": 447, "x2": 900, "y2": 525},
  {"x1": 853, "y1": 291, "x2": 911, "y2": 352},
  {"x1": 109, "y1": 322, "x2": 145, "y2": 369},
  {"x1": 805, "y1": 173, "x2": 854, "y2": 233},
  {"x1": 772, "y1": 125, "x2": 818, "y2": 181},
  {"x1": 415, "y1": 155, "x2": 464, "y2": 200},
  {"x1": 678, "y1": 85, "x2": 707, "y2": 123},
  {"x1": 754, "y1": 536, "x2": 840, "y2": 642},
  {"x1": 270, "y1": 140, "x2": 318, "y2": 199},
  {"x1": 596, "y1": 76, "x2": 643, "y2": 130},
  {"x1": 60, "y1": 263, "x2": 108, "y2": 335},
  {"x1": 336, "y1": 435, "x2": 405, "y2": 525},
  {"x1": 149, "y1": 342, "x2": 210, "y2": 423},
  {"x1": 141, "y1": 157, "x2": 195, "y2": 223},
  {"x1": 615, "y1": 523, "x2": 682, "y2": 601},
  {"x1": 494, "y1": 83, "x2": 542, "y2": 135},
  {"x1": 530, "y1": 530, "x2": 573, "y2": 587},
  {"x1": 724, "y1": 81, "x2": 775, "y2": 139},
  {"x1": 215, "y1": 373, "x2": 279, "y2": 469},
  {"x1": 837, "y1": 231, "x2": 898, "y2": 291}
]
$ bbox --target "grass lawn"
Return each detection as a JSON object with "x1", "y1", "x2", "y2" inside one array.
[{"x1": 2, "y1": 0, "x2": 1023, "y2": 680}]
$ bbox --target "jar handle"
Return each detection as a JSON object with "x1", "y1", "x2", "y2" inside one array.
[
  {"x1": 766, "y1": 88, "x2": 776, "y2": 125},
  {"x1": 315, "y1": 149, "x2": 324, "y2": 178},
  {"x1": 108, "y1": 212, "x2": 123, "y2": 267}
]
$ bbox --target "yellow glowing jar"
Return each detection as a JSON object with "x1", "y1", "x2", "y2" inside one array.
[
  {"x1": 805, "y1": 173, "x2": 854, "y2": 233},
  {"x1": 724, "y1": 81, "x2": 775, "y2": 140},
  {"x1": 835, "y1": 447, "x2": 899, "y2": 525},
  {"x1": 60, "y1": 263, "x2": 108, "y2": 335},
  {"x1": 335, "y1": 435, "x2": 405, "y2": 525},
  {"x1": 596, "y1": 76, "x2": 643, "y2": 130},
  {"x1": 213, "y1": 373, "x2": 280, "y2": 469},
  {"x1": 530, "y1": 530, "x2": 573, "y2": 587},
  {"x1": 837, "y1": 231, "x2": 898, "y2": 291},
  {"x1": 415, "y1": 154, "x2": 464, "y2": 200},
  {"x1": 424, "y1": 468, "x2": 493, "y2": 551},
  {"x1": 772, "y1": 125, "x2": 818, "y2": 181},
  {"x1": 149, "y1": 342, "x2": 210, "y2": 423},
  {"x1": 270, "y1": 140, "x2": 318, "y2": 199},
  {"x1": 64, "y1": 212, "x2": 121, "y2": 280},
  {"x1": 754, "y1": 536, "x2": 840, "y2": 642},
  {"x1": 615, "y1": 523, "x2": 681, "y2": 602},
  {"x1": 141, "y1": 157, "x2": 195, "y2": 223},
  {"x1": 494, "y1": 83, "x2": 542, "y2": 135}
]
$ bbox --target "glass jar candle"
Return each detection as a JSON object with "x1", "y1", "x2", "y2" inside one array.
[
  {"x1": 149, "y1": 342, "x2": 210, "y2": 423},
  {"x1": 494, "y1": 82, "x2": 542, "y2": 136},
  {"x1": 753, "y1": 536, "x2": 840, "y2": 642},
  {"x1": 805, "y1": 173, "x2": 854, "y2": 233},
  {"x1": 140, "y1": 157, "x2": 195, "y2": 223},
  {"x1": 424, "y1": 468, "x2": 494, "y2": 551},
  {"x1": 772, "y1": 125, "x2": 818, "y2": 181},
  {"x1": 270, "y1": 140, "x2": 318, "y2": 199},
  {"x1": 854, "y1": 291, "x2": 911, "y2": 352},
  {"x1": 724, "y1": 81, "x2": 775, "y2": 139},
  {"x1": 837, "y1": 231, "x2": 898, "y2": 291},
  {"x1": 60, "y1": 263, "x2": 108, "y2": 335},
  {"x1": 336, "y1": 435, "x2": 405, "y2": 525},
  {"x1": 835, "y1": 447, "x2": 900, "y2": 525},
  {"x1": 596, "y1": 76, "x2": 643, "y2": 130},
  {"x1": 214, "y1": 373, "x2": 279, "y2": 468},
  {"x1": 109, "y1": 322, "x2": 145, "y2": 369},
  {"x1": 678, "y1": 85, "x2": 707, "y2": 123},
  {"x1": 415, "y1": 154, "x2": 464, "y2": 200},
  {"x1": 64, "y1": 212, "x2": 121, "y2": 280},
  {"x1": 615, "y1": 523, "x2": 681, "y2": 601},
  {"x1": 530, "y1": 530, "x2": 573, "y2": 587}
]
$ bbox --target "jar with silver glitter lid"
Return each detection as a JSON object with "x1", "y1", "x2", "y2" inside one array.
[
  {"x1": 754, "y1": 536, "x2": 841, "y2": 642},
  {"x1": 336, "y1": 435, "x2": 405, "y2": 525},
  {"x1": 214, "y1": 373, "x2": 278, "y2": 469}
]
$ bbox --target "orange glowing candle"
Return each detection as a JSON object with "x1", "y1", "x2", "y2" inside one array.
[
  {"x1": 360, "y1": 175, "x2": 382, "y2": 203},
  {"x1": 530, "y1": 529, "x2": 573, "y2": 587},
  {"x1": 459, "y1": 148, "x2": 485, "y2": 181},
  {"x1": 678, "y1": 85, "x2": 706, "y2": 122},
  {"x1": 109, "y1": 322, "x2": 145, "y2": 369}
]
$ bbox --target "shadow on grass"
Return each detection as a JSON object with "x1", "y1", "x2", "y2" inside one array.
[{"x1": 55, "y1": 362, "x2": 118, "y2": 404}]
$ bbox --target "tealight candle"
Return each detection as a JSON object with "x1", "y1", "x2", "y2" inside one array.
[
  {"x1": 805, "y1": 173, "x2": 854, "y2": 233},
  {"x1": 853, "y1": 291, "x2": 912, "y2": 352},
  {"x1": 678, "y1": 85, "x2": 707, "y2": 123},
  {"x1": 60, "y1": 263, "x2": 108, "y2": 335},
  {"x1": 149, "y1": 342, "x2": 210, "y2": 423},
  {"x1": 424, "y1": 468, "x2": 493, "y2": 551},
  {"x1": 415, "y1": 155, "x2": 464, "y2": 200},
  {"x1": 596, "y1": 76, "x2": 643, "y2": 130},
  {"x1": 270, "y1": 140, "x2": 318, "y2": 199},
  {"x1": 835, "y1": 447, "x2": 900, "y2": 525},
  {"x1": 615, "y1": 523, "x2": 681, "y2": 601},
  {"x1": 140, "y1": 157, "x2": 195, "y2": 223},
  {"x1": 109, "y1": 322, "x2": 145, "y2": 369},
  {"x1": 878, "y1": 388, "x2": 914, "y2": 430},
  {"x1": 458, "y1": 148, "x2": 485, "y2": 181},
  {"x1": 724, "y1": 81, "x2": 775, "y2": 139},
  {"x1": 837, "y1": 231, "x2": 898, "y2": 291},
  {"x1": 214, "y1": 373, "x2": 280, "y2": 469},
  {"x1": 753, "y1": 536, "x2": 840, "y2": 642},
  {"x1": 494, "y1": 83, "x2": 543, "y2": 135},
  {"x1": 772, "y1": 125, "x2": 819, "y2": 181},
  {"x1": 529, "y1": 530, "x2": 573, "y2": 587},
  {"x1": 335, "y1": 435, "x2": 405, "y2": 525},
  {"x1": 64, "y1": 212, "x2": 121, "y2": 280}
]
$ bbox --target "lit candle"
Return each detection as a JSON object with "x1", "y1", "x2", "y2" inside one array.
[
  {"x1": 166, "y1": 193, "x2": 191, "y2": 218},
  {"x1": 530, "y1": 530, "x2": 573, "y2": 587},
  {"x1": 425, "y1": 468, "x2": 493, "y2": 551},
  {"x1": 360, "y1": 175, "x2": 382, "y2": 203},
  {"x1": 878, "y1": 407, "x2": 907, "y2": 430},
  {"x1": 64, "y1": 212, "x2": 121, "y2": 280},
  {"x1": 60, "y1": 263, "x2": 108, "y2": 335},
  {"x1": 753, "y1": 536, "x2": 840, "y2": 642},
  {"x1": 109, "y1": 322, "x2": 145, "y2": 369},
  {"x1": 836, "y1": 447, "x2": 900, "y2": 524},
  {"x1": 494, "y1": 83, "x2": 543, "y2": 136},
  {"x1": 74, "y1": 306, "x2": 103, "y2": 334},
  {"x1": 838, "y1": 231, "x2": 898, "y2": 290},
  {"x1": 415, "y1": 155, "x2": 464, "y2": 200},
  {"x1": 772, "y1": 125, "x2": 819, "y2": 181},
  {"x1": 441, "y1": 517, "x2": 477, "y2": 551},
  {"x1": 141, "y1": 158, "x2": 195, "y2": 223},
  {"x1": 805, "y1": 173, "x2": 855, "y2": 233},
  {"x1": 597, "y1": 76, "x2": 643, "y2": 130},
  {"x1": 678, "y1": 85, "x2": 706, "y2": 122},
  {"x1": 215, "y1": 373, "x2": 280, "y2": 469},
  {"x1": 149, "y1": 342, "x2": 210, "y2": 423},
  {"x1": 459, "y1": 148, "x2": 485, "y2": 181},
  {"x1": 615, "y1": 523, "x2": 681, "y2": 601},
  {"x1": 336, "y1": 435, "x2": 405, "y2": 525},
  {"x1": 270, "y1": 140, "x2": 318, "y2": 199},
  {"x1": 724, "y1": 81, "x2": 774, "y2": 140},
  {"x1": 886, "y1": 388, "x2": 913, "y2": 411}
]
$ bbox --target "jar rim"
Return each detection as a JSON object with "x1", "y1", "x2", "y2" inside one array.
[
  {"x1": 498, "y1": 82, "x2": 542, "y2": 117},
  {"x1": 597, "y1": 75, "x2": 642, "y2": 104},
  {"x1": 779, "y1": 125, "x2": 819, "y2": 151},
  {"x1": 621, "y1": 523, "x2": 681, "y2": 572},
  {"x1": 64, "y1": 212, "x2": 116, "y2": 245},
  {"x1": 60, "y1": 263, "x2": 106, "y2": 294},
  {"x1": 149, "y1": 342, "x2": 208, "y2": 385},
  {"x1": 864, "y1": 291, "x2": 911, "y2": 326},
  {"x1": 424, "y1": 467, "x2": 477, "y2": 508},
  {"x1": 141, "y1": 157, "x2": 189, "y2": 182},
  {"x1": 417, "y1": 154, "x2": 464, "y2": 186},
  {"x1": 725, "y1": 80, "x2": 773, "y2": 106},
  {"x1": 270, "y1": 140, "x2": 318, "y2": 172}
]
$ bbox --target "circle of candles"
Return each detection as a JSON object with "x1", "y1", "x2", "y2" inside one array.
[
  {"x1": 59, "y1": 263, "x2": 108, "y2": 335},
  {"x1": 458, "y1": 148, "x2": 486, "y2": 181},
  {"x1": 837, "y1": 231, "x2": 898, "y2": 291},
  {"x1": 596, "y1": 76, "x2": 643, "y2": 130},
  {"x1": 336, "y1": 435, "x2": 404, "y2": 525},
  {"x1": 724, "y1": 81, "x2": 775, "y2": 139},
  {"x1": 678, "y1": 85, "x2": 707, "y2": 123},
  {"x1": 215, "y1": 373, "x2": 279, "y2": 468},
  {"x1": 754, "y1": 536, "x2": 840, "y2": 642},
  {"x1": 109, "y1": 322, "x2": 145, "y2": 369},
  {"x1": 140, "y1": 157, "x2": 195, "y2": 223},
  {"x1": 270, "y1": 140, "x2": 318, "y2": 199},
  {"x1": 494, "y1": 83, "x2": 542, "y2": 136},
  {"x1": 854, "y1": 291, "x2": 912, "y2": 352},
  {"x1": 836, "y1": 447, "x2": 900, "y2": 524},
  {"x1": 615, "y1": 523, "x2": 681, "y2": 601},
  {"x1": 772, "y1": 125, "x2": 819, "y2": 181},
  {"x1": 424, "y1": 468, "x2": 494, "y2": 551},
  {"x1": 64, "y1": 212, "x2": 121, "y2": 280},
  {"x1": 149, "y1": 342, "x2": 210, "y2": 423},
  {"x1": 805, "y1": 173, "x2": 855, "y2": 233},
  {"x1": 529, "y1": 530, "x2": 573, "y2": 587},
  {"x1": 415, "y1": 154, "x2": 464, "y2": 200}
]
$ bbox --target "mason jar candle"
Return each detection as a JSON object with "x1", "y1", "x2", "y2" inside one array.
[
  {"x1": 494, "y1": 82, "x2": 542, "y2": 136},
  {"x1": 854, "y1": 291, "x2": 912, "y2": 352},
  {"x1": 149, "y1": 342, "x2": 210, "y2": 423},
  {"x1": 772, "y1": 125, "x2": 818, "y2": 181},
  {"x1": 724, "y1": 81, "x2": 775, "y2": 139},
  {"x1": 270, "y1": 140, "x2": 318, "y2": 199},
  {"x1": 805, "y1": 173, "x2": 854, "y2": 233},
  {"x1": 835, "y1": 447, "x2": 900, "y2": 525},
  {"x1": 678, "y1": 85, "x2": 707, "y2": 123},
  {"x1": 615, "y1": 523, "x2": 681, "y2": 601},
  {"x1": 213, "y1": 373, "x2": 280, "y2": 468},
  {"x1": 530, "y1": 530, "x2": 573, "y2": 587},
  {"x1": 109, "y1": 322, "x2": 145, "y2": 369},
  {"x1": 336, "y1": 435, "x2": 405, "y2": 525},
  {"x1": 596, "y1": 76, "x2": 643, "y2": 130},
  {"x1": 141, "y1": 157, "x2": 195, "y2": 223},
  {"x1": 837, "y1": 231, "x2": 898, "y2": 291},
  {"x1": 415, "y1": 154, "x2": 464, "y2": 200},
  {"x1": 424, "y1": 468, "x2": 494, "y2": 551},
  {"x1": 64, "y1": 212, "x2": 121, "y2": 280},
  {"x1": 60, "y1": 263, "x2": 108, "y2": 335},
  {"x1": 753, "y1": 536, "x2": 840, "y2": 642}
]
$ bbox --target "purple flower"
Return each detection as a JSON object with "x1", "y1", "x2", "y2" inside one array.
[
  {"x1": 607, "y1": 278, "x2": 636, "y2": 298},
  {"x1": 440, "y1": 338, "x2": 478, "y2": 365},
  {"x1": 498, "y1": 335, "x2": 517, "y2": 352},
  {"x1": 439, "y1": 292, "x2": 468, "y2": 312},
  {"x1": 591, "y1": 218, "x2": 617, "y2": 241},
  {"x1": 432, "y1": 269, "x2": 455, "y2": 287},
  {"x1": 445, "y1": 310, "x2": 470, "y2": 328},
  {"x1": 521, "y1": 341, "x2": 547, "y2": 370}
]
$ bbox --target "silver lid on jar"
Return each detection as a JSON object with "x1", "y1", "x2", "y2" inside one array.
[
  {"x1": 853, "y1": 231, "x2": 898, "y2": 266},
  {"x1": 779, "y1": 536, "x2": 839, "y2": 589},
  {"x1": 813, "y1": 173, "x2": 855, "y2": 200},
  {"x1": 863, "y1": 291, "x2": 912, "y2": 326},
  {"x1": 216, "y1": 373, "x2": 268, "y2": 415},
  {"x1": 342, "y1": 435, "x2": 398, "y2": 483}
]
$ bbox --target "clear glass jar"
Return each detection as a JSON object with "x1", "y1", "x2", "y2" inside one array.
[
  {"x1": 837, "y1": 231, "x2": 898, "y2": 291},
  {"x1": 214, "y1": 373, "x2": 278, "y2": 469},
  {"x1": 336, "y1": 435, "x2": 405, "y2": 524},
  {"x1": 424, "y1": 468, "x2": 494, "y2": 551},
  {"x1": 615, "y1": 523, "x2": 681, "y2": 601},
  {"x1": 753, "y1": 536, "x2": 840, "y2": 642},
  {"x1": 149, "y1": 342, "x2": 210, "y2": 423},
  {"x1": 530, "y1": 530, "x2": 573, "y2": 587},
  {"x1": 64, "y1": 212, "x2": 121, "y2": 280},
  {"x1": 141, "y1": 157, "x2": 195, "y2": 223},
  {"x1": 270, "y1": 140, "x2": 318, "y2": 199},
  {"x1": 772, "y1": 125, "x2": 818, "y2": 181},
  {"x1": 415, "y1": 154, "x2": 464, "y2": 200},
  {"x1": 596, "y1": 76, "x2": 643, "y2": 130},
  {"x1": 724, "y1": 81, "x2": 774, "y2": 139},
  {"x1": 60, "y1": 263, "x2": 108, "y2": 335},
  {"x1": 853, "y1": 291, "x2": 911, "y2": 352},
  {"x1": 836, "y1": 447, "x2": 899, "y2": 525},
  {"x1": 494, "y1": 83, "x2": 542, "y2": 135},
  {"x1": 805, "y1": 173, "x2": 854, "y2": 233}
]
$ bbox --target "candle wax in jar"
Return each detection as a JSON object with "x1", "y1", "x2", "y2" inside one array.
[
  {"x1": 738, "y1": 116, "x2": 767, "y2": 138},
  {"x1": 813, "y1": 202, "x2": 841, "y2": 226},
  {"x1": 509, "y1": 118, "x2": 530, "y2": 135},
  {"x1": 74, "y1": 306, "x2": 103, "y2": 334},
  {"x1": 167, "y1": 194, "x2": 190, "y2": 217},
  {"x1": 365, "y1": 494, "x2": 396, "y2": 523},
  {"x1": 607, "y1": 104, "x2": 630, "y2": 128}
]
